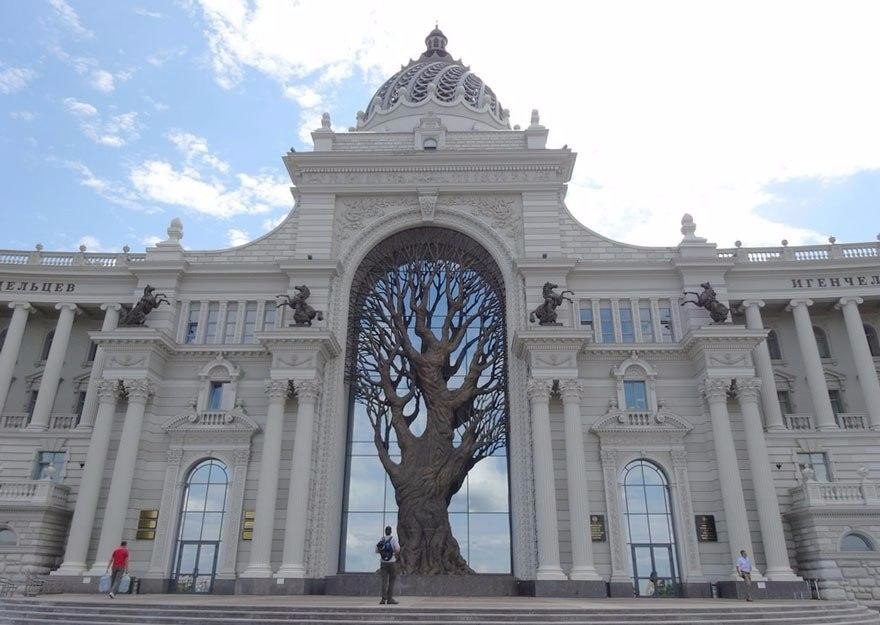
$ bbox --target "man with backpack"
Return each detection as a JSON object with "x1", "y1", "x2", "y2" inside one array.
[{"x1": 376, "y1": 525, "x2": 400, "y2": 605}]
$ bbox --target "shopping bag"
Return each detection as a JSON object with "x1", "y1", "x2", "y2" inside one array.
[
  {"x1": 98, "y1": 574, "x2": 111, "y2": 593},
  {"x1": 118, "y1": 575, "x2": 131, "y2": 594}
]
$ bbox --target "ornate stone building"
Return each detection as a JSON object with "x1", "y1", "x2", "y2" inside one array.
[{"x1": 1, "y1": 28, "x2": 879, "y2": 601}]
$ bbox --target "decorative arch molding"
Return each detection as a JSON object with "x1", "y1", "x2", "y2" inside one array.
[
  {"x1": 308, "y1": 207, "x2": 534, "y2": 579},
  {"x1": 611, "y1": 352, "x2": 659, "y2": 412},
  {"x1": 592, "y1": 410, "x2": 703, "y2": 585},
  {"x1": 839, "y1": 528, "x2": 877, "y2": 552}
]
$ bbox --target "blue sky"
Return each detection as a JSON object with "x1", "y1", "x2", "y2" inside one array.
[{"x1": 1, "y1": 1, "x2": 878, "y2": 253}]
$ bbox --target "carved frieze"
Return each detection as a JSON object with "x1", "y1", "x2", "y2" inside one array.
[
  {"x1": 300, "y1": 165, "x2": 561, "y2": 187},
  {"x1": 337, "y1": 196, "x2": 418, "y2": 240}
]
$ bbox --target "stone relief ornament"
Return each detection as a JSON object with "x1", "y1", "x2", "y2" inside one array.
[
  {"x1": 529, "y1": 282, "x2": 574, "y2": 325},
  {"x1": 276, "y1": 285, "x2": 323, "y2": 326},
  {"x1": 681, "y1": 282, "x2": 729, "y2": 323},
  {"x1": 120, "y1": 285, "x2": 170, "y2": 326},
  {"x1": 338, "y1": 197, "x2": 418, "y2": 240}
]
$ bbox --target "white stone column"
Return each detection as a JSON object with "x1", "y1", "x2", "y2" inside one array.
[
  {"x1": 89, "y1": 379, "x2": 154, "y2": 573},
  {"x1": 241, "y1": 379, "x2": 290, "y2": 577},
  {"x1": 740, "y1": 300, "x2": 785, "y2": 431},
  {"x1": 786, "y1": 299, "x2": 837, "y2": 430},
  {"x1": 276, "y1": 379, "x2": 321, "y2": 578},
  {"x1": 701, "y1": 378, "x2": 760, "y2": 579},
  {"x1": 55, "y1": 379, "x2": 121, "y2": 575},
  {"x1": 77, "y1": 303, "x2": 121, "y2": 430},
  {"x1": 527, "y1": 378, "x2": 566, "y2": 580},
  {"x1": 836, "y1": 297, "x2": 880, "y2": 430},
  {"x1": 0, "y1": 302, "x2": 33, "y2": 414},
  {"x1": 735, "y1": 378, "x2": 799, "y2": 581},
  {"x1": 28, "y1": 303, "x2": 80, "y2": 430},
  {"x1": 558, "y1": 379, "x2": 601, "y2": 580}
]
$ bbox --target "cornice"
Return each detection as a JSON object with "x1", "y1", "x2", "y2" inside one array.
[
  {"x1": 680, "y1": 326, "x2": 768, "y2": 355},
  {"x1": 256, "y1": 329, "x2": 341, "y2": 358},
  {"x1": 90, "y1": 327, "x2": 177, "y2": 355},
  {"x1": 513, "y1": 330, "x2": 588, "y2": 357}
]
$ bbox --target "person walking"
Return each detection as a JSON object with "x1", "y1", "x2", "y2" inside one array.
[
  {"x1": 376, "y1": 526, "x2": 400, "y2": 605},
  {"x1": 735, "y1": 549, "x2": 754, "y2": 601},
  {"x1": 106, "y1": 540, "x2": 129, "y2": 598}
]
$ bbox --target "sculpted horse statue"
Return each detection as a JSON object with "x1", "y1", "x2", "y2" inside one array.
[
  {"x1": 529, "y1": 282, "x2": 574, "y2": 325},
  {"x1": 682, "y1": 281, "x2": 730, "y2": 323},
  {"x1": 120, "y1": 285, "x2": 170, "y2": 326},
  {"x1": 277, "y1": 285, "x2": 324, "y2": 326}
]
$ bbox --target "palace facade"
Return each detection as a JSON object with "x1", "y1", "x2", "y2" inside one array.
[{"x1": 1, "y1": 28, "x2": 880, "y2": 601}]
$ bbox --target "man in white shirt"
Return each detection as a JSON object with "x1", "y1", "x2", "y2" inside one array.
[
  {"x1": 735, "y1": 549, "x2": 754, "y2": 601},
  {"x1": 376, "y1": 525, "x2": 401, "y2": 605}
]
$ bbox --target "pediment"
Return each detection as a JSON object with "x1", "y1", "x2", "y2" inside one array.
[
  {"x1": 162, "y1": 407, "x2": 260, "y2": 434},
  {"x1": 591, "y1": 409, "x2": 693, "y2": 435}
]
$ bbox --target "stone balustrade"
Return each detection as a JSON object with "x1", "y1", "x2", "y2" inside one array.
[
  {"x1": 717, "y1": 240, "x2": 880, "y2": 263},
  {"x1": 1, "y1": 413, "x2": 81, "y2": 430},
  {"x1": 790, "y1": 479, "x2": 880, "y2": 508},
  {"x1": 0, "y1": 248, "x2": 145, "y2": 267},
  {"x1": 0, "y1": 413, "x2": 28, "y2": 429},
  {"x1": 780, "y1": 412, "x2": 869, "y2": 432},
  {"x1": 836, "y1": 413, "x2": 869, "y2": 430},
  {"x1": 0, "y1": 479, "x2": 70, "y2": 509},
  {"x1": 783, "y1": 413, "x2": 814, "y2": 431}
]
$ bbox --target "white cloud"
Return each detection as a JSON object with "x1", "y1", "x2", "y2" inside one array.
[
  {"x1": 146, "y1": 46, "x2": 187, "y2": 68},
  {"x1": 168, "y1": 131, "x2": 230, "y2": 173},
  {"x1": 75, "y1": 235, "x2": 113, "y2": 253},
  {"x1": 227, "y1": 228, "x2": 251, "y2": 246},
  {"x1": 0, "y1": 66, "x2": 36, "y2": 94},
  {"x1": 192, "y1": 0, "x2": 880, "y2": 246},
  {"x1": 91, "y1": 69, "x2": 115, "y2": 92},
  {"x1": 141, "y1": 235, "x2": 163, "y2": 247},
  {"x1": 10, "y1": 110, "x2": 37, "y2": 121},
  {"x1": 262, "y1": 212, "x2": 287, "y2": 232},
  {"x1": 63, "y1": 98, "x2": 140, "y2": 147},
  {"x1": 49, "y1": 0, "x2": 93, "y2": 38},
  {"x1": 58, "y1": 159, "x2": 157, "y2": 213},
  {"x1": 52, "y1": 47, "x2": 130, "y2": 94},
  {"x1": 133, "y1": 7, "x2": 163, "y2": 18}
]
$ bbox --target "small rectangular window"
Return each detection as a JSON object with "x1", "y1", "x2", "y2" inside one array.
[
  {"x1": 26, "y1": 390, "x2": 38, "y2": 419},
  {"x1": 777, "y1": 390, "x2": 793, "y2": 415},
  {"x1": 208, "y1": 382, "x2": 224, "y2": 411},
  {"x1": 86, "y1": 341, "x2": 98, "y2": 363},
  {"x1": 828, "y1": 390, "x2": 844, "y2": 416},
  {"x1": 579, "y1": 302, "x2": 593, "y2": 329},
  {"x1": 600, "y1": 305, "x2": 615, "y2": 343},
  {"x1": 185, "y1": 303, "x2": 201, "y2": 344},
  {"x1": 262, "y1": 303, "x2": 276, "y2": 330},
  {"x1": 75, "y1": 391, "x2": 87, "y2": 417},
  {"x1": 223, "y1": 303, "x2": 238, "y2": 343},
  {"x1": 639, "y1": 303, "x2": 654, "y2": 342},
  {"x1": 619, "y1": 304, "x2": 635, "y2": 344},
  {"x1": 242, "y1": 302, "x2": 258, "y2": 343},
  {"x1": 797, "y1": 452, "x2": 831, "y2": 482},
  {"x1": 34, "y1": 451, "x2": 65, "y2": 481},
  {"x1": 204, "y1": 302, "x2": 220, "y2": 343},
  {"x1": 659, "y1": 306, "x2": 674, "y2": 342},
  {"x1": 624, "y1": 381, "x2": 648, "y2": 410}
]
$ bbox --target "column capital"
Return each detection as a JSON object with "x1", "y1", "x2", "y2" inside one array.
[
  {"x1": 739, "y1": 299, "x2": 765, "y2": 311},
  {"x1": 266, "y1": 379, "x2": 292, "y2": 400},
  {"x1": 100, "y1": 303, "x2": 123, "y2": 312},
  {"x1": 7, "y1": 301, "x2": 33, "y2": 312},
  {"x1": 700, "y1": 377, "x2": 732, "y2": 403},
  {"x1": 557, "y1": 378, "x2": 583, "y2": 402},
  {"x1": 785, "y1": 298, "x2": 813, "y2": 311},
  {"x1": 294, "y1": 379, "x2": 322, "y2": 401},
  {"x1": 526, "y1": 378, "x2": 554, "y2": 402},
  {"x1": 735, "y1": 377, "x2": 763, "y2": 402},
  {"x1": 123, "y1": 379, "x2": 155, "y2": 403},
  {"x1": 55, "y1": 302, "x2": 82, "y2": 314},
  {"x1": 96, "y1": 379, "x2": 122, "y2": 403},
  {"x1": 835, "y1": 296, "x2": 864, "y2": 310}
]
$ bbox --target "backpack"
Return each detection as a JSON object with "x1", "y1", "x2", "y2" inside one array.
[{"x1": 377, "y1": 537, "x2": 394, "y2": 561}]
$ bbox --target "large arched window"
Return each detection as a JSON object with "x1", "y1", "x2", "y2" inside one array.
[
  {"x1": 841, "y1": 532, "x2": 874, "y2": 552},
  {"x1": 813, "y1": 326, "x2": 831, "y2": 359},
  {"x1": 172, "y1": 458, "x2": 228, "y2": 593},
  {"x1": 766, "y1": 329, "x2": 783, "y2": 360},
  {"x1": 342, "y1": 227, "x2": 510, "y2": 575},
  {"x1": 623, "y1": 459, "x2": 680, "y2": 597},
  {"x1": 865, "y1": 325, "x2": 880, "y2": 358}
]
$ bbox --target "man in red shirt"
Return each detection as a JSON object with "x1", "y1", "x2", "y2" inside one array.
[{"x1": 106, "y1": 540, "x2": 129, "y2": 598}]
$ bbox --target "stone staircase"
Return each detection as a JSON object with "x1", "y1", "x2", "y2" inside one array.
[{"x1": 0, "y1": 598, "x2": 879, "y2": 625}]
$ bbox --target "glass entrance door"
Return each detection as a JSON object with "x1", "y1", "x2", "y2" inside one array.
[
  {"x1": 631, "y1": 543, "x2": 676, "y2": 597},
  {"x1": 174, "y1": 540, "x2": 219, "y2": 593}
]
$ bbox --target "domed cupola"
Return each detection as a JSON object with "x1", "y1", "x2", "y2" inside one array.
[{"x1": 356, "y1": 27, "x2": 510, "y2": 132}]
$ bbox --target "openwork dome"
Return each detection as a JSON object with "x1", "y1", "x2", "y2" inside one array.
[{"x1": 357, "y1": 28, "x2": 510, "y2": 131}]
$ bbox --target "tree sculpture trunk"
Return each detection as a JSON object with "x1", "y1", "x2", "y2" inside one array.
[{"x1": 348, "y1": 228, "x2": 508, "y2": 575}]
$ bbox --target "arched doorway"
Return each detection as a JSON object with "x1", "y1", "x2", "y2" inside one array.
[
  {"x1": 340, "y1": 226, "x2": 511, "y2": 575},
  {"x1": 622, "y1": 459, "x2": 680, "y2": 596},
  {"x1": 172, "y1": 458, "x2": 228, "y2": 593}
]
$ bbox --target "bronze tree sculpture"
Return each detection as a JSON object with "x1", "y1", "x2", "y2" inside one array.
[
  {"x1": 347, "y1": 228, "x2": 508, "y2": 575},
  {"x1": 120, "y1": 285, "x2": 169, "y2": 326}
]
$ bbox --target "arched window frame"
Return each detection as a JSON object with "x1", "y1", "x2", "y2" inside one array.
[
  {"x1": 40, "y1": 330, "x2": 55, "y2": 361},
  {"x1": 195, "y1": 356, "x2": 240, "y2": 413},
  {"x1": 813, "y1": 325, "x2": 832, "y2": 359},
  {"x1": 612, "y1": 355, "x2": 659, "y2": 412},
  {"x1": 864, "y1": 324, "x2": 880, "y2": 358},
  {"x1": 840, "y1": 531, "x2": 875, "y2": 552},
  {"x1": 766, "y1": 328, "x2": 783, "y2": 361},
  {"x1": 0, "y1": 526, "x2": 18, "y2": 547}
]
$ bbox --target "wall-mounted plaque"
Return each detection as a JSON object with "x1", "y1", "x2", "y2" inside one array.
[
  {"x1": 696, "y1": 515, "x2": 718, "y2": 542},
  {"x1": 590, "y1": 514, "x2": 606, "y2": 542},
  {"x1": 242, "y1": 510, "x2": 255, "y2": 541},
  {"x1": 136, "y1": 509, "x2": 159, "y2": 540}
]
